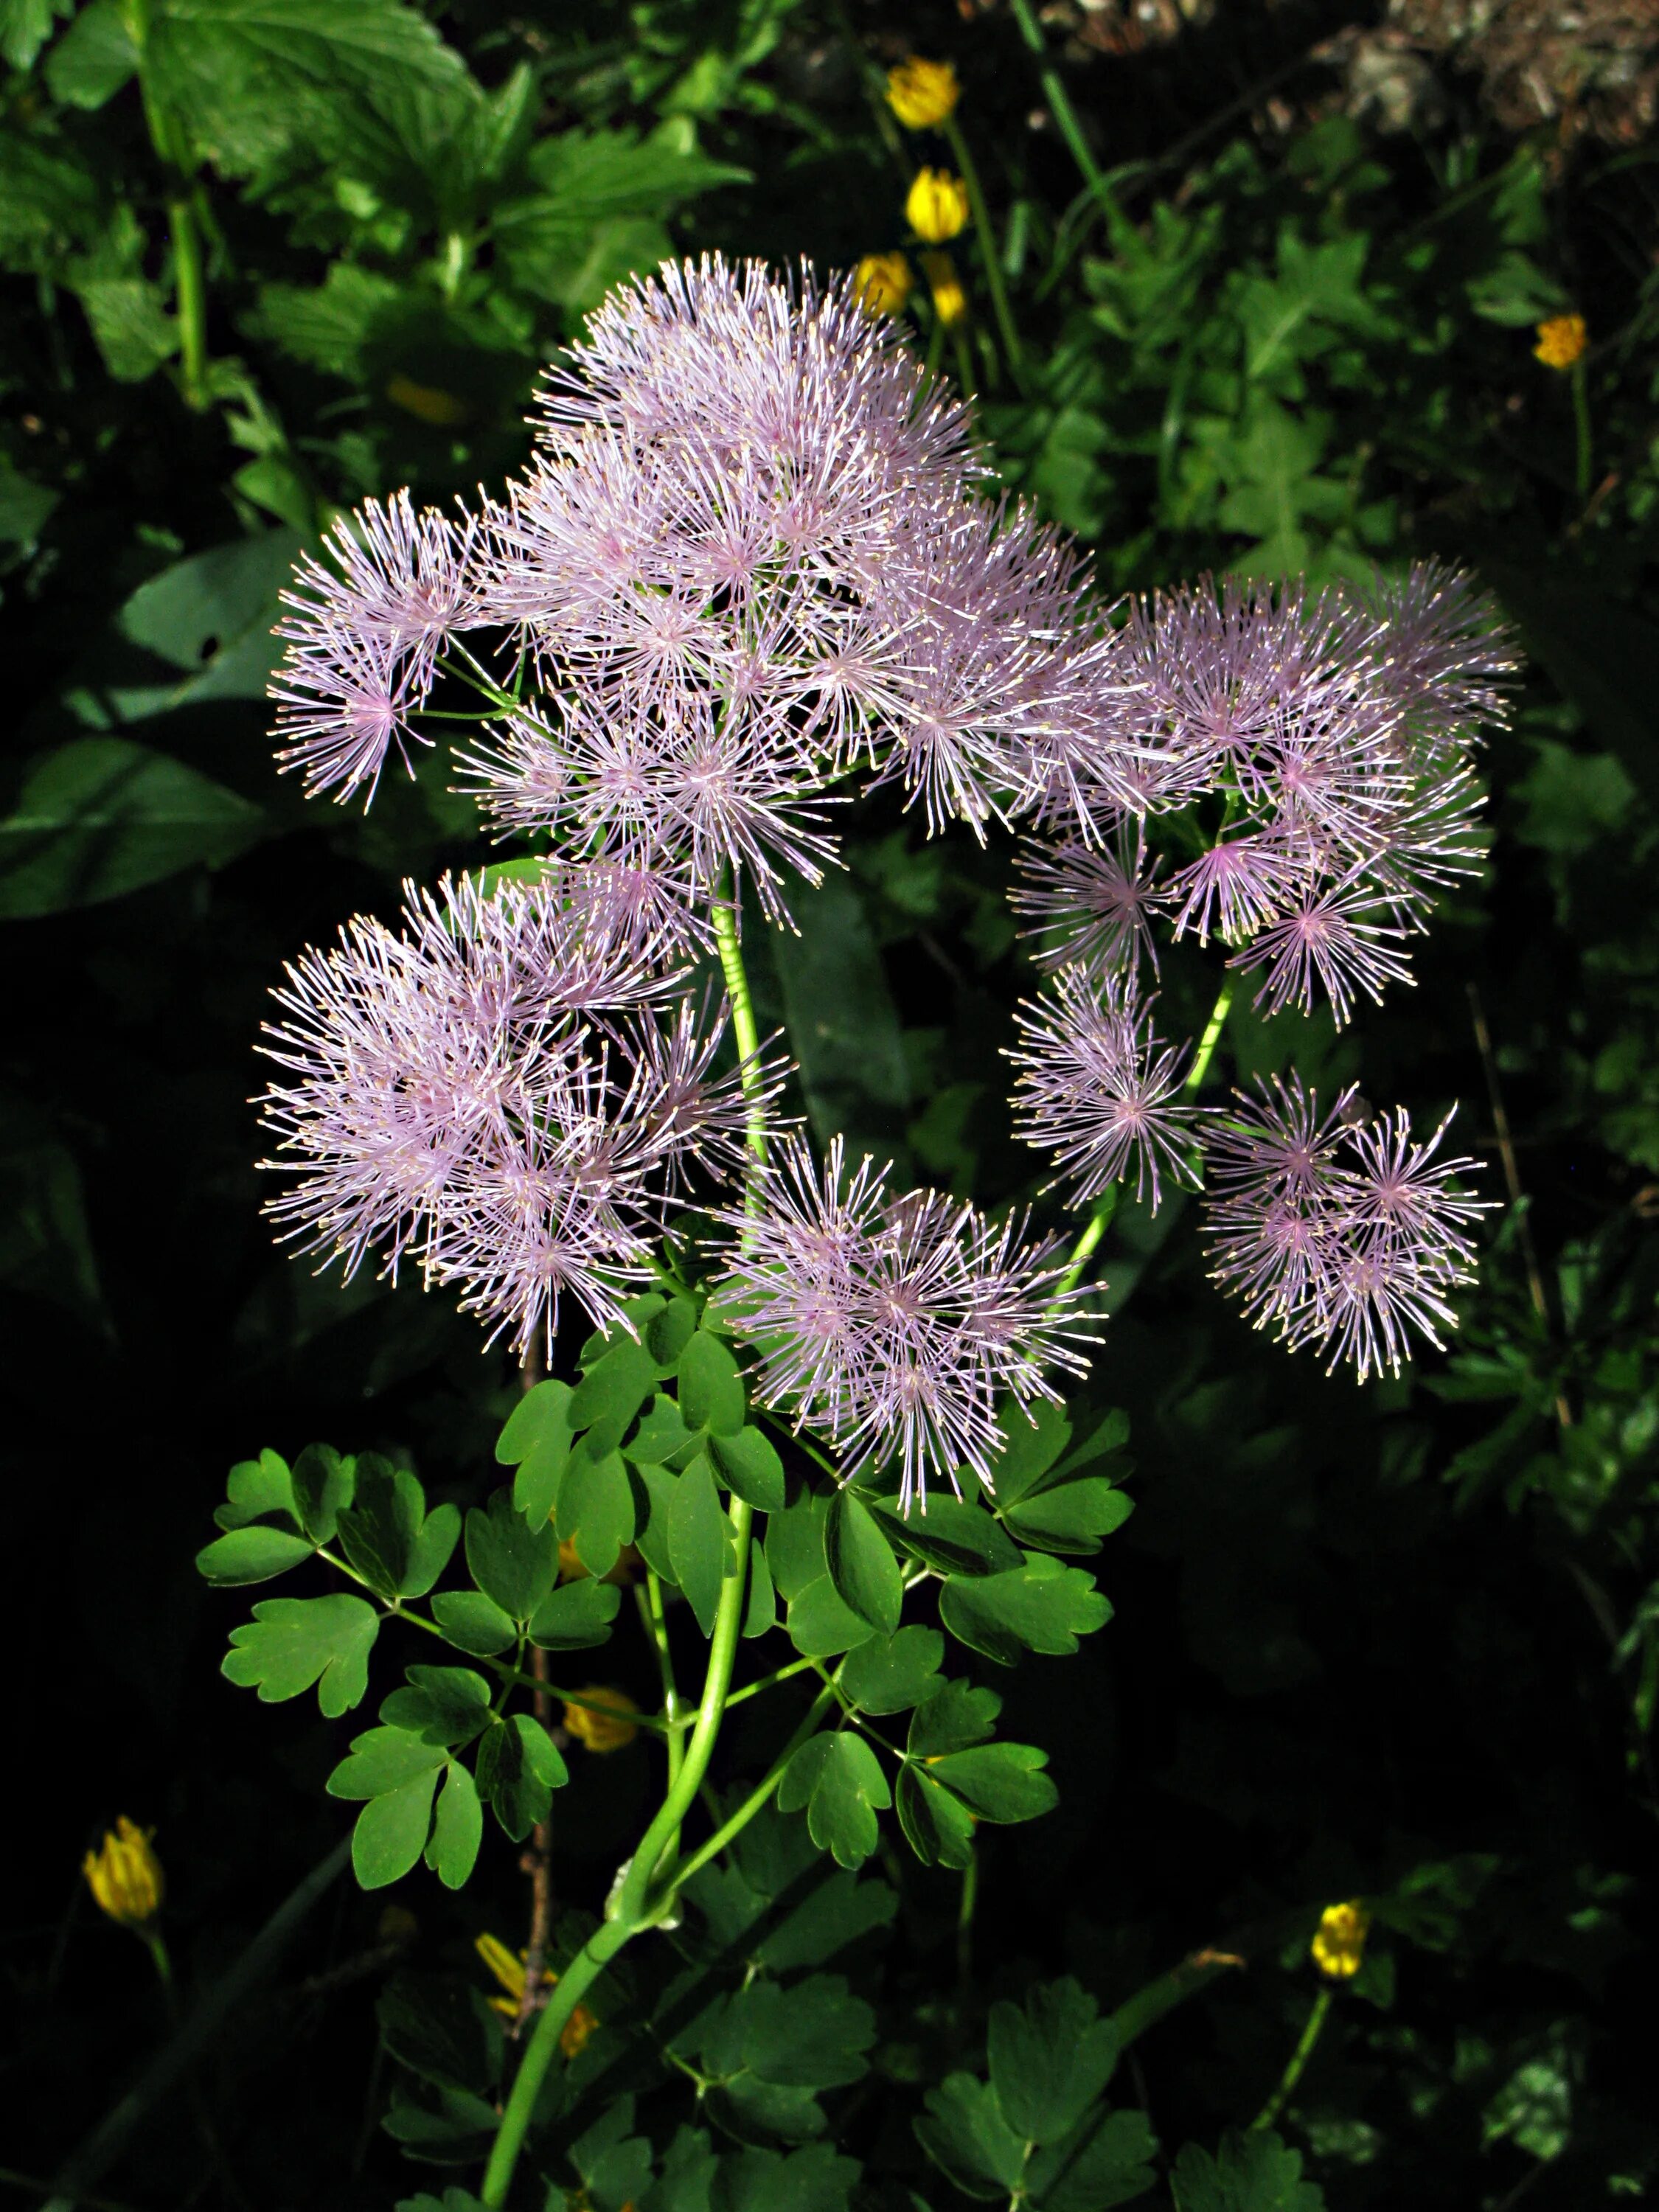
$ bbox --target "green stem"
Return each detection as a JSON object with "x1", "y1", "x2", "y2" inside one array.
[
  {"x1": 1107, "y1": 1949, "x2": 1243, "y2": 2052},
  {"x1": 925, "y1": 313, "x2": 947, "y2": 379},
  {"x1": 1183, "y1": 972, "x2": 1236, "y2": 1099},
  {"x1": 952, "y1": 323, "x2": 978, "y2": 403},
  {"x1": 1250, "y1": 1983, "x2": 1334, "y2": 2133},
  {"x1": 669, "y1": 1682, "x2": 838, "y2": 1891},
  {"x1": 637, "y1": 1572, "x2": 684, "y2": 1786},
  {"x1": 723, "y1": 1654, "x2": 819, "y2": 1709},
  {"x1": 128, "y1": 0, "x2": 209, "y2": 411},
  {"x1": 1571, "y1": 358, "x2": 1593, "y2": 501},
  {"x1": 942, "y1": 116, "x2": 1024, "y2": 390},
  {"x1": 1005, "y1": 0, "x2": 1107, "y2": 197},
  {"x1": 712, "y1": 879, "x2": 768, "y2": 1172}
]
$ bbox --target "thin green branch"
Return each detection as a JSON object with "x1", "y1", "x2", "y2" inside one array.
[
  {"x1": 942, "y1": 116, "x2": 1025, "y2": 390},
  {"x1": 1250, "y1": 1983, "x2": 1334, "y2": 2132}
]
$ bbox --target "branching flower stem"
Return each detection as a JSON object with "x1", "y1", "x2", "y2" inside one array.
[
  {"x1": 1057, "y1": 973, "x2": 1235, "y2": 1295},
  {"x1": 480, "y1": 882, "x2": 778, "y2": 2211}
]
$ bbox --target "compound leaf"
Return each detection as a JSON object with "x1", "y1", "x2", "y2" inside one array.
[{"x1": 222, "y1": 1593, "x2": 378, "y2": 1716}]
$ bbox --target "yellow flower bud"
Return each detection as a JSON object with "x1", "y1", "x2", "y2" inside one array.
[
  {"x1": 886, "y1": 57, "x2": 960, "y2": 131},
  {"x1": 921, "y1": 251, "x2": 968, "y2": 330},
  {"x1": 1310, "y1": 1899, "x2": 1371, "y2": 1980},
  {"x1": 1534, "y1": 314, "x2": 1587, "y2": 370},
  {"x1": 82, "y1": 1818, "x2": 164, "y2": 1930},
  {"x1": 563, "y1": 1686, "x2": 640, "y2": 1753},
  {"x1": 853, "y1": 252, "x2": 913, "y2": 319},
  {"x1": 905, "y1": 168, "x2": 969, "y2": 245},
  {"x1": 476, "y1": 1930, "x2": 600, "y2": 2051}
]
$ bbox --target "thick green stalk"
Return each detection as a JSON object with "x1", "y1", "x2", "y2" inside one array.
[
  {"x1": 1184, "y1": 971, "x2": 1237, "y2": 1099},
  {"x1": 942, "y1": 116, "x2": 1025, "y2": 390}
]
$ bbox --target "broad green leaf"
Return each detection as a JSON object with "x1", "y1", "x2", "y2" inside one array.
[
  {"x1": 895, "y1": 1766, "x2": 976, "y2": 1870},
  {"x1": 766, "y1": 1490, "x2": 830, "y2": 1601},
  {"x1": 195, "y1": 1523, "x2": 315, "y2": 1585},
  {"x1": 291, "y1": 1441, "x2": 353, "y2": 1544},
  {"x1": 778, "y1": 1733, "x2": 891, "y2": 1869},
  {"x1": 527, "y1": 1577, "x2": 619, "y2": 1650},
  {"x1": 218, "y1": 1448, "x2": 296, "y2": 1531},
  {"x1": 429, "y1": 1588, "x2": 516, "y2": 1657},
  {"x1": 873, "y1": 1494, "x2": 1023, "y2": 1579},
  {"x1": 114, "y1": 528, "x2": 301, "y2": 705},
  {"x1": 352, "y1": 1767, "x2": 441, "y2": 1889},
  {"x1": 916, "y1": 2073, "x2": 1026, "y2": 2199},
  {"x1": 465, "y1": 1485, "x2": 557, "y2": 1621},
  {"x1": 338, "y1": 1459, "x2": 457, "y2": 1601},
  {"x1": 1169, "y1": 2130, "x2": 1325, "y2": 2212},
  {"x1": 44, "y1": 0, "x2": 136, "y2": 108},
  {"x1": 557, "y1": 1441, "x2": 636, "y2": 1579},
  {"x1": 988, "y1": 1979, "x2": 1120, "y2": 2143},
  {"x1": 222, "y1": 1594, "x2": 379, "y2": 1715},
  {"x1": 425, "y1": 1763, "x2": 483, "y2": 1891},
  {"x1": 570, "y1": 1336, "x2": 658, "y2": 1454},
  {"x1": 669, "y1": 1453, "x2": 733, "y2": 1636},
  {"x1": 737, "y1": 1974, "x2": 876, "y2": 2090},
  {"x1": 909, "y1": 1681, "x2": 1001, "y2": 1757},
  {"x1": 700, "y1": 2143, "x2": 858, "y2": 2212},
  {"x1": 378, "y1": 1972, "x2": 501, "y2": 2096},
  {"x1": 768, "y1": 872, "x2": 910, "y2": 1157},
  {"x1": 0, "y1": 738, "x2": 266, "y2": 917},
  {"x1": 987, "y1": 1400, "x2": 1072, "y2": 1504},
  {"x1": 1004, "y1": 1481, "x2": 1133, "y2": 1557},
  {"x1": 1, "y1": 0, "x2": 72, "y2": 72},
  {"x1": 824, "y1": 1490, "x2": 902, "y2": 1635},
  {"x1": 741, "y1": 1538, "x2": 776, "y2": 1639},
  {"x1": 495, "y1": 1379, "x2": 575, "y2": 1527},
  {"x1": 939, "y1": 1554, "x2": 1112, "y2": 1666},
  {"x1": 678, "y1": 1329, "x2": 745, "y2": 1436},
  {"x1": 630, "y1": 1460, "x2": 678, "y2": 1584},
  {"x1": 625, "y1": 1391, "x2": 698, "y2": 1470},
  {"x1": 326, "y1": 1723, "x2": 448, "y2": 1801},
  {"x1": 1050, "y1": 1408, "x2": 1130, "y2": 1481},
  {"x1": 840, "y1": 1626, "x2": 945, "y2": 1714},
  {"x1": 706, "y1": 1425, "x2": 785, "y2": 1512},
  {"x1": 925, "y1": 1742, "x2": 1057, "y2": 1825},
  {"x1": 644, "y1": 2127, "x2": 719, "y2": 2212},
  {"x1": 475, "y1": 1712, "x2": 567, "y2": 1841},
  {"x1": 786, "y1": 1575, "x2": 877, "y2": 1658},
  {"x1": 644, "y1": 1294, "x2": 699, "y2": 1374},
  {"x1": 1027, "y1": 2106, "x2": 1158, "y2": 2212},
  {"x1": 379, "y1": 1665, "x2": 492, "y2": 1747}
]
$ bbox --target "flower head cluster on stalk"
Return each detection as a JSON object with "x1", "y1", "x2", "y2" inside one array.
[{"x1": 260, "y1": 253, "x2": 1511, "y2": 1442}]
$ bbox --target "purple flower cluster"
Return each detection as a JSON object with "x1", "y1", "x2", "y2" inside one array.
[
  {"x1": 257, "y1": 876, "x2": 769, "y2": 1352},
  {"x1": 712, "y1": 1135, "x2": 1095, "y2": 1505},
  {"x1": 1197, "y1": 1077, "x2": 1491, "y2": 1380}
]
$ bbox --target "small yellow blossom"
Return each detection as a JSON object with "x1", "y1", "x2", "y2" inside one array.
[
  {"x1": 557, "y1": 1537, "x2": 640, "y2": 1586},
  {"x1": 384, "y1": 373, "x2": 470, "y2": 425},
  {"x1": 83, "y1": 1818, "x2": 164, "y2": 1930},
  {"x1": 905, "y1": 168, "x2": 969, "y2": 245},
  {"x1": 853, "y1": 252, "x2": 913, "y2": 318},
  {"x1": 886, "y1": 58, "x2": 960, "y2": 131},
  {"x1": 1310, "y1": 1899, "x2": 1371, "y2": 1980},
  {"x1": 921, "y1": 251, "x2": 968, "y2": 330},
  {"x1": 563, "y1": 1686, "x2": 640, "y2": 1753},
  {"x1": 1534, "y1": 314, "x2": 1587, "y2": 371},
  {"x1": 475, "y1": 1931, "x2": 599, "y2": 2053}
]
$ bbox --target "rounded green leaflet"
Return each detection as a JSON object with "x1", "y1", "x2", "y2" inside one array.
[
  {"x1": 939, "y1": 1554, "x2": 1113, "y2": 1665},
  {"x1": 429, "y1": 1588, "x2": 517, "y2": 1656},
  {"x1": 706, "y1": 1425, "x2": 785, "y2": 1512},
  {"x1": 476, "y1": 1711, "x2": 568, "y2": 1841},
  {"x1": 896, "y1": 1766, "x2": 976, "y2": 1871},
  {"x1": 838, "y1": 1625, "x2": 945, "y2": 1714},
  {"x1": 668, "y1": 1453, "x2": 733, "y2": 1636},
  {"x1": 779, "y1": 1733, "x2": 891, "y2": 1868},
  {"x1": 425, "y1": 1761, "x2": 483, "y2": 1891},
  {"x1": 824, "y1": 1491, "x2": 903, "y2": 1635},
  {"x1": 556, "y1": 1443, "x2": 636, "y2": 1578},
  {"x1": 195, "y1": 1524, "x2": 316, "y2": 1586},
  {"x1": 494, "y1": 1378, "x2": 576, "y2": 1526},
  {"x1": 465, "y1": 1485, "x2": 558, "y2": 1621},
  {"x1": 569, "y1": 1336, "x2": 658, "y2": 1455},
  {"x1": 221, "y1": 1593, "x2": 379, "y2": 1715},
  {"x1": 352, "y1": 1767, "x2": 442, "y2": 1890},
  {"x1": 678, "y1": 1328, "x2": 746, "y2": 1436},
  {"x1": 291, "y1": 1441, "x2": 354, "y2": 1543}
]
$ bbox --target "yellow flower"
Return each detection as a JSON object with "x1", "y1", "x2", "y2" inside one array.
[
  {"x1": 1310, "y1": 1899, "x2": 1371, "y2": 1980},
  {"x1": 83, "y1": 1818, "x2": 164, "y2": 1930},
  {"x1": 563, "y1": 1686, "x2": 640, "y2": 1753},
  {"x1": 853, "y1": 252, "x2": 913, "y2": 318},
  {"x1": 905, "y1": 168, "x2": 969, "y2": 245},
  {"x1": 886, "y1": 58, "x2": 960, "y2": 131},
  {"x1": 475, "y1": 1932, "x2": 599, "y2": 2053},
  {"x1": 1534, "y1": 314, "x2": 1587, "y2": 370},
  {"x1": 921, "y1": 251, "x2": 967, "y2": 330}
]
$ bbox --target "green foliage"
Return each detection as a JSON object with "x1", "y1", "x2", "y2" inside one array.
[{"x1": 1169, "y1": 2132, "x2": 1326, "y2": 2212}]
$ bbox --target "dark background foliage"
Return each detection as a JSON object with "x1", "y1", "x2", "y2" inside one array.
[{"x1": 3, "y1": 1, "x2": 1658, "y2": 2205}]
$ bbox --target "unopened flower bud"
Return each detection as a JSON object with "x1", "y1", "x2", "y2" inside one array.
[
  {"x1": 906, "y1": 168, "x2": 969, "y2": 244},
  {"x1": 83, "y1": 1818, "x2": 164, "y2": 1930},
  {"x1": 921, "y1": 251, "x2": 968, "y2": 330},
  {"x1": 1310, "y1": 1899, "x2": 1371, "y2": 1979},
  {"x1": 563, "y1": 1686, "x2": 640, "y2": 1753},
  {"x1": 1534, "y1": 313, "x2": 1587, "y2": 370},
  {"x1": 886, "y1": 57, "x2": 959, "y2": 130}
]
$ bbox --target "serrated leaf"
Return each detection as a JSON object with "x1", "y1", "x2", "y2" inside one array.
[
  {"x1": 873, "y1": 1494, "x2": 1023, "y2": 1579},
  {"x1": 475, "y1": 1712, "x2": 567, "y2": 1841},
  {"x1": 916, "y1": 2073, "x2": 1026, "y2": 2199},
  {"x1": 778, "y1": 1733, "x2": 891, "y2": 1869},
  {"x1": 988, "y1": 1979, "x2": 1120, "y2": 2143},
  {"x1": 495, "y1": 1379, "x2": 575, "y2": 1526},
  {"x1": 678, "y1": 1329, "x2": 745, "y2": 1436},
  {"x1": 939, "y1": 1554, "x2": 1112, "y2": 1666},
  {"x1": 840, "y1": 1626, "x2": 945, "y2": 1714},
  {"x1": 291, "y1": 1441, "x2": 353, "y2": 1543},
  {"x1": 429, "y1": 1588, "x2": 516, "y2": 1657},
  {"x1": 556, "y1": 1441, "x2": 636, "y2": 1579},
  {"x1": 1027, "y1": 2104, "x2": 1158, "y2": 2212},
  {"x1": 352, "y1": 1766, "x2": 440, "y2": 1889},
  {"x1": 327, "y1": 1723, "x2": 448, "y2": 1801},
  {"x1": 1169, "y1": 2130, "x2": 1325, "y2": 2212},
  {"x1": 378, "y1": 1972, "x2": 501, "y2": 2096},
  {"x1": 222, "y1": 1594, "x2": 379, "y2": 1715},
  {"x1": 824, "y1": 1490, "x2": 903, "y2": 1635},
  {"x1": 925, "y1": 1742, "x2": 1057, "y2": 1825},
  {"x1": 425, "y1": 1762, "x2": 483, "y2": 1891},
  {"x1": 706, "y1": 1425, "x2": 785, "y2": 1512},
  {"x1": 669, "y1": 1453, "x2": 734, "y2": 1636},
  {"x1": 195, "y1": 1523, "x2": 315, "y2": 1585},
  {"x1": 380, "y1": 1665, "x2": 492, "y2": 1747},
  {"x1": 895, "y1": 1766, "x2": 977, "y2": 1870},
  {"x1": 465, "y1": 1485, "x2": 557, "y2": 1621},
  {"x1": 527, "y1": 1577, "x2": 619, "y2": 1650}
]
